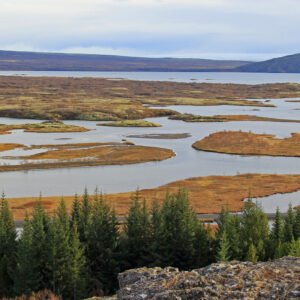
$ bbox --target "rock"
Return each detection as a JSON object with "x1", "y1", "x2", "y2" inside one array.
[
  {"x1": 117, "y1": 257, "x2": 300, "y2": 299},
  {"x1": 85, "y1": 297, "x2": 117, "y2": 300}
]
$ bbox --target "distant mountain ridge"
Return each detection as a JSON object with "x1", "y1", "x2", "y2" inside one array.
[
  {"x1": 0, "y1": 50, "x2": 299, "y2": 73},
  {"x1": 235, "y1": 53, "x2": 300, "y2": 73},
  {"x1": 0, "y1": 50, "x2": 251, "y2": 72}
]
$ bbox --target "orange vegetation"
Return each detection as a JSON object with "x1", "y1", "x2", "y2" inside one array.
[
  {"x1": 171, "y1": 114, "x2": 300, "y2": 123},
  {"x1": 8, "y1": 174, "x2": 300, "y2": 221},
  {"x1": 0, "y1": 143, "x2": 23, "y2": 151},
  {"x1": 0, "y1": 122, "x2": 89, "y2": 135},
  {"x1": 0, "y1": 144, "x2": 175, "y2": 172},
  {"x1": 27, "y1": 144, "x2": 174, "y2": 161},
  {"x1": 193, "y1": 131, "x2": 300, "y2": 157}
]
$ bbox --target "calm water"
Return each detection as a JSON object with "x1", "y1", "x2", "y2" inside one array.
[
  {"x1": 1, "y1": 71, "x2": 300, "y2": 84},
  {"x1": 0, "y1": 115, "x2": 300, "y2": 211},
  {"x1": 0, "y1": 72, "x2": 299, "y2": 212}
]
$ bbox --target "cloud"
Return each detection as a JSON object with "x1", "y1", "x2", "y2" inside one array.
[{"x1": 0, "y1": 0, "x2": 299, "y2": 60}]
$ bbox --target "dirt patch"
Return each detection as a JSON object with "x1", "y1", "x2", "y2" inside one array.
[
  {"x1": 193, "y1": 131, "x2": 300, "y2": 157},
  {"x1": 8, "y1": 174, "x2": 300, "y2": 220}
]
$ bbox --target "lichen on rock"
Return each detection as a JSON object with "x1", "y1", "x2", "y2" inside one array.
[{"x1": 117, "y1": 257, "x2": 300, "y2": 299}]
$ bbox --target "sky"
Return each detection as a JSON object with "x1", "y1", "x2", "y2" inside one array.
[{"x1": 0, "y1": 0, "x2": 299, "y2": 61}]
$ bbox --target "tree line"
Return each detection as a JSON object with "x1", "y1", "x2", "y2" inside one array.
[{"x1": 0, "y1": 189, "x2": 299, "y2": 299}]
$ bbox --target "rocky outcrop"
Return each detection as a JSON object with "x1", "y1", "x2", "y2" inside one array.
[{"x1": 117, "y1": 257, "x2": 300, "y2": 299}]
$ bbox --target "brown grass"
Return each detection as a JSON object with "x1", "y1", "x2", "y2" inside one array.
[
  {"x1": 8, "y1": 174, "x2": 300, "y2": 221},
  {"x1": 100, "y1": 119, "x2": 161, "y2": 127},
  {"x1": 0, "y1": 144, "x2": 175, "y2": 172},
  {"x1": 193, "y1": 131, "x2": 300, "y2": 157},
  {"x1": 170, "y1": 113, "x2": 300, "y2": 123},
  {"x1": 0, "y1": 143, "x2": 23, "y2": 151},
  {"x1": 0, "y1": 121, "x2": 89, "y2": 135},
  {"x1": 1, "y1": 76, "x2": 300, "y2": 121}
]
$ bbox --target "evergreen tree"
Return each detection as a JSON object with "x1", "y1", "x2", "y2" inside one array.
[
  {"x1": 159, "y1": 189, "x2": 197, "y2": 269},
  {"x1": 288, "y1": 239, "x2": 300, "y2": 257},
  {"x1": 216, "y1": 208, "x2": 240, "y2": 260},
  {"x1": 14, "y1": 214, "x2": 34, "y2": 295},
  {"x1": 0, "y1": 194, "x2": 17, "y2": 297},
  {"x1": 284, "y1": 204, "x2": 295, "y2": 243},
  {"x1": 86, "y1": 197, "x2": 119, "y2": 295},
  {"x1": 69, "y1": 223, "x2": 87, "y2": 300},
  {"x1": 122, "y1": 190, "x2": 151, "y2": 269},
  {"x1": 48, "y1": 199, "x2": 72, "y2": 298},
  {"x1": 70, "y1": 194, "x2": 81, "y2": 229},
  {"x1": 78, "y1": 188, "x2": 92, "y2": 243},
  {"x1": 293, "y1": 207, "x2": 300, "y2": 240},
  {"x1": 246, "y1": 243, "x2": 258, "y2": 263},
  {"x1": 270, "y1": 207, "x2": 284, "y2": 258},
  {"x1": 148, "y1": 199, "x2": 163, "y2": 267},
  {"x1": 28, "y1": 201, "x2": 51, "y2": 292},
  {"x1": 193, "y1": 222, "x2": 214, "y2": 267},
  {"x1": 240, "y1": 201, "x2": 269, "y2": 261},
  {"x1": 216, "y1": 230, "x2": 230, "y2": 262}
]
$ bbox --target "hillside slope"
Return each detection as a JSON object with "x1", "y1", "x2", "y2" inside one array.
[
  {"x1": 236, "y1": 53, "x2": 300, "y2": 73},
  {"x1": 0, "y1": 50, "x2": 251, "y2": 71}
]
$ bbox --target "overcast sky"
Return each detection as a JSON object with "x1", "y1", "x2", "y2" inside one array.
[{"x1": 0, "y1": 0, "x2": 299, "y2": 61}]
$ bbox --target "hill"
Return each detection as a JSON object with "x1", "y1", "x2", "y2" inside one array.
[
  {"x1": 236, "y1": 53, "x2": 300, "y2": 73},
  {"x1": 0, "y1": 50, "x2": 251, "y2": 71}
]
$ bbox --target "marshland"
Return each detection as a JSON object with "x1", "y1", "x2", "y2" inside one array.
[{"x1": 0, "y1": 72, "x2": 299, "y2": 217}]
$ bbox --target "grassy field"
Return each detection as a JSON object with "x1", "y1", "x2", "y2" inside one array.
[
  {"x1": 0, "y1": 121, "x2": 89, "y2": 134},
  {"x1": 8, "y1": 174, "x2": 300, "y2": 220},
  {"x1": 170, "y1": 113, "x2": 300, "y2": 123},
  {"x1": 100, "y1": 120, "x2": 161, "y2": 127},
  {"x1": 193, "y1": 131, "x2": 300, "y2": 157},
  {"x1": 1, "y1": 76, "x2": 300, "y2": 121}
]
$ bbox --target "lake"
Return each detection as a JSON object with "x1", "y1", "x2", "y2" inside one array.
[
  {"x1": 1, "y1": 71, "x2": 300, "y2": 84},
  {"x1": 0, "y1": 71, "x2": 299, "y2": 212}
]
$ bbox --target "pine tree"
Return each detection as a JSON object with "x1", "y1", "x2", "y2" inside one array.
[
  {"x1": 216, "y1": 231, "x2": 230, "y2": 262},
  {"x1": 48, "y1": 199, "x2": 72, "y2": 298},
  {"x1": 0, "y1": 194, "x2": 17, "y2": 297},
  {"x1": 148, "y1": 199, "x2": 163, "y2": 267},
  {"x1": 69, "y1": 223, "x2": 87, "y2": 300},
  {"x1": 71, "y1": 194, "x2": 81, "y2": 229},
  {"x1": 193, "y1": 222, "x2": 214, "y2": 267},
  {"x1": 284, "y1": 204, "x2": 295, "y2": 243},
  {"x1": 293, "y1": 207, "x2": 300, "y2": 240},
  {"x1": 288, "y1": 239, "x2": 300, "y2": 257},
  {"x1": 216, "y1": 208, "x2": 240, "y2": 260},
  {"x1": 28, "y1": 201, "x2": 51, "y2": 293},
  {"x1": 78, "y1": 188, "x2": 91, "y2": 243},
  {"x1": 159, "y1": 189, "x2": 197, "y2": 269},
  {"x1": 240, "y1": 201, "x2": 269, "y2": 261},
  {"x1": 122, "y1": 190, "x2": 152, "y2": 269},
  {"x1": 246, "y1": 243, "x2": 258, "y2": 263},
  {"x1": 14, "y1": 214, "x2": 34, "y2": 295},
  {"x1": 270, "y1": 207, "x2": 284, "y2": 258},
  {"x1": 86, "y1": 197, "x2": 119, "y2": 295}
]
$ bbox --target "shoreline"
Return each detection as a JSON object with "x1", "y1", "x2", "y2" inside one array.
[{"x1": 8, "y1": 173, "x2": 300, "y2": 221}]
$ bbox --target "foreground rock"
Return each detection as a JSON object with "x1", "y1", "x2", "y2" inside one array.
[{"x1": 117, "y1": 257, "x2": 300, "y2": 299}]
